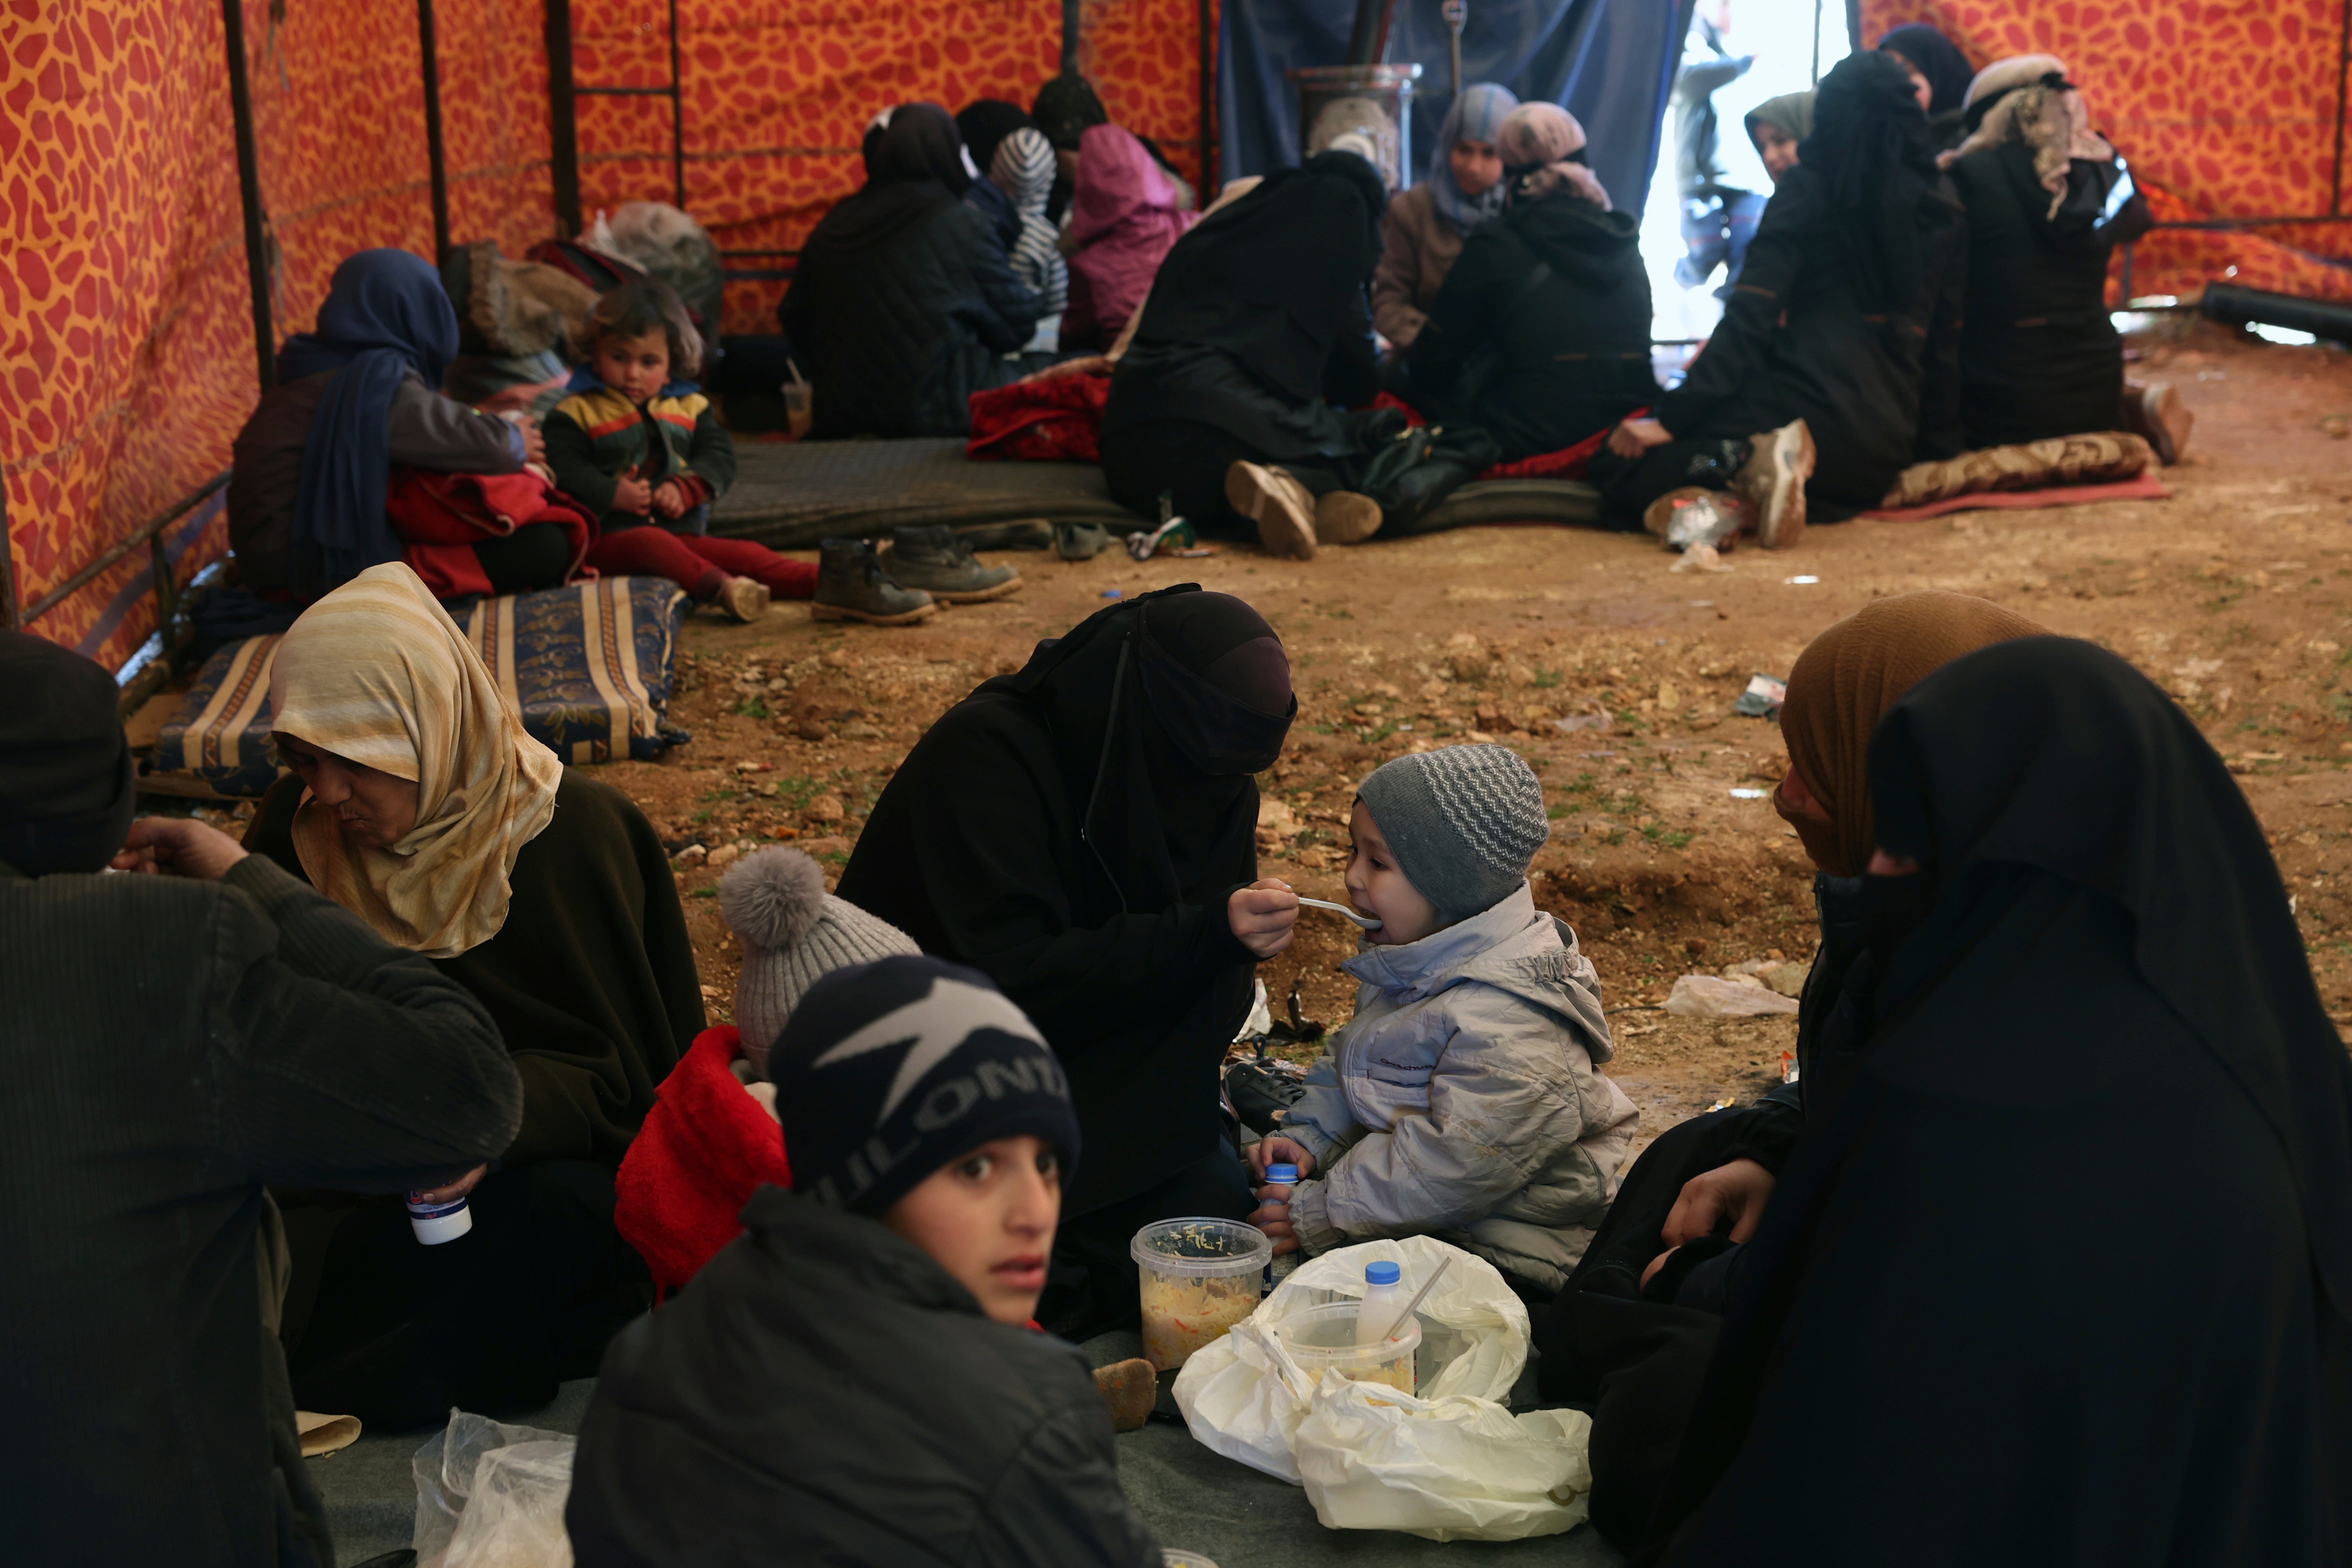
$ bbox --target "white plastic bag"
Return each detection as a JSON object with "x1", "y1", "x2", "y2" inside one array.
[
  {"x1": 412, "y1": 1410, "x2": 575, "y2": 1568},
  {"x1": 443, "y1": 1440, "x2": 577, "y2": 1568},
  {"x1": 1170, "y1": 1237, "x2": 1528, "y2": 1483},
  {"x1": 1293, "y1": 1376, "x2": 1593, "y2": 1542}
]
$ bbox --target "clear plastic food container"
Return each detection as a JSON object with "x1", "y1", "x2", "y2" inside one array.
[
  {"x1": 1131, "y1": 1217, "x2": 1271, "y2": 1370},
  {"x1": 1268, "y1": 1300, "x2": 1422, "y2": 1394}
]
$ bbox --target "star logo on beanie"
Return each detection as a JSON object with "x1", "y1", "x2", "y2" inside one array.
[{"x1": 811, "y1": 977, "x2": 1048, "y2": 1124}]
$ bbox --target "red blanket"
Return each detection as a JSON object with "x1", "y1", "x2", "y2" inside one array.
[
  {"x1": 967, "y1": 372, "x2": 1111, "y2": 462},
  {"x1": 614, "y1": 1025, "x2": 794, "y2": 1298},
  {"x1": 385, "y1": 468, "x2": 598, "y2": 599},
  {"x1": 966, "y1": 377, "x2": 1626, "y2": 483}
]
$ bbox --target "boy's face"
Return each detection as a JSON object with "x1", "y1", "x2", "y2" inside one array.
[
  {"x1": 882, "y1": 1134, "x2": 1062, "y2": 1327},
  {"x1": 592, "y1": 329, "x2": 670, "y2": 407},
  {"x1": 1343, "y1": 799, "x2": 1446, "y2": 946}
]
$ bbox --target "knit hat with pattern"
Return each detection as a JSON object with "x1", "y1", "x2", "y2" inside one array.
[
  {"x1": 718, "y1": 846, "x2": 921, "y2": 1076},
  {"x1": 1356, "y1": 744, "x2": 1550, "y2": 921}
]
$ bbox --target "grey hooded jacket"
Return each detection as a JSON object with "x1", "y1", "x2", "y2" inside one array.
[{"x1": 1284, "y1": 882, "x2": 1639, "y2": 1294}]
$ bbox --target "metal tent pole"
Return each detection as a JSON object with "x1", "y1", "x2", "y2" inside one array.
[
  {"x1": 547, "y1": 0, "x2": 583, "y2": 234},
  {"x1": 667, "y1": 0, "x2": 686, "y2": 208},
  {"x1": 418, "y1": 0, "x2": 452, "y2": 261},
  {"x1": 220, "y1": 0, "x2": 276, "y2": 392},
  {"x1": 1199, "y1": 0, "x2": 1216, "y2": 190}
]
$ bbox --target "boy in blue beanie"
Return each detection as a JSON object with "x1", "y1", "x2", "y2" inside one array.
[
  {"x1": 1249, "y1": 744, "x2": 1639, "y2": 1299},
  {"x1": 570, "y1": 956, "x2": 1162, "y2": 1566}
]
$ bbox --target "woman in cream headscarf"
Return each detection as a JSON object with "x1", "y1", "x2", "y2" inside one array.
[{"x1": 244, "y1": 563, "x2": 704, "y2": 1429}]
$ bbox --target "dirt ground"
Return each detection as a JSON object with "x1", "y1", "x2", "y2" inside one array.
[{"x1": 574, "y1": 317, "x2": 2352, "y2": 1147}]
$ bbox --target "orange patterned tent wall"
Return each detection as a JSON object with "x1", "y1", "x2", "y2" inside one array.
[
  {"x1": 1, "y1": 0, "x2": 556, "y2": 671},
  {"x1": 1859, "y1": 0, "x2": 2352, "y2": 303}
]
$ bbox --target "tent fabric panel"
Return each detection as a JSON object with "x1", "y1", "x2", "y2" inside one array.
[
  {"x1": 1081, "y1": 0, "x2": 1216, "y2": 191},
  {"x1": 0, "y1": 1, "x2": 251, "y2": 670}
]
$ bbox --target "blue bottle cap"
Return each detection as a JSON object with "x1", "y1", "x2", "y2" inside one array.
[
  {"x1": 1364, "y1": 1260, "x2": 1402, "y2": 1286},
  {"x1": 1265, "y1": 1163, "x2": 1299, "y2": 1183}
]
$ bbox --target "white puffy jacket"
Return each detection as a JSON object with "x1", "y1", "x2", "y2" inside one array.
[{"x1": 1284, "y1": 882, "x2": 1639, "y2": 1294}]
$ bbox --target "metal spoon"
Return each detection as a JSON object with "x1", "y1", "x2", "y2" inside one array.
[{"x1": 1297, "y1": 896, "x2": 1381, "y2": 931}]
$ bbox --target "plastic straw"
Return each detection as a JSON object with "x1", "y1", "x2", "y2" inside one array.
[{"x1": 1379, "y1": 1256, "x2": 1452, "y2": 1344}]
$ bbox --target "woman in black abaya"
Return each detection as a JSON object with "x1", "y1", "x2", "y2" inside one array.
[
  {"x1": 1644, "y1": 637, "x2": 2352, "y2": 1563},
  {"x1": 835, "y1": 586, "x2": 1299, "y2": 1339}
]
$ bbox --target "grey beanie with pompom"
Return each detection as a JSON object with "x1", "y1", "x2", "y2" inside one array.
[{"x1": 717, "y1": 846, "x2": 920, "y2": 1076}]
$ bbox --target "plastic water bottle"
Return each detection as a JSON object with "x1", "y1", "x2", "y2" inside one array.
[
  {"x1": 1263, "y1": 1163, "x2": 1302, "y2": 1285},
  {"x1": 406, "y1": 1189, "x2": 473, "y2": 1245},
  {"x1": 1357, "y1": 1259, "x2": 1403, "y2": 1347}
]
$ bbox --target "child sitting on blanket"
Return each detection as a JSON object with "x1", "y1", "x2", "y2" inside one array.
[
  {"x1": 544, "y1": 279, "x2": 815, "y2": 622},
  {"x1": 568, "y1": 956, "x2": 1167, "y2": 1566},
  {"x1": 1248, "y1": 744, "x2": 1639, "y2": 1300}
]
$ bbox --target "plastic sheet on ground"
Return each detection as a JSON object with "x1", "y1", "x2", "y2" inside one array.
[
  {"x1": 1171, "y1": 1237, "x2": 1528, "y2": 1484},
  {"x1": 1663, "y1": 974, "x2": 1800, "y2": 1018}
]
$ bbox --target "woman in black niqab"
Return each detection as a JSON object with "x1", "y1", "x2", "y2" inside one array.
[
  {"x1": 836, "y1": 585, "x2": 1296, "y2": 1338},
  {"x1": 1645, "y1": 636, "x2": 2352, "y2": 1564}
]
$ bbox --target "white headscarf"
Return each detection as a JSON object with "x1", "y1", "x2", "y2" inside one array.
[
  {"x1": 270, "y1": 563, "x2": 563, "y2": 957},
  {"x1": 1939, "y1": 53, "x2": 2116, "y2": 218}
]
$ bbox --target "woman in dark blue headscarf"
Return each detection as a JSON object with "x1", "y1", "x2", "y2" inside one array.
[{"x1": 229, "y1": 249, "x2": 546, "y2": 601}]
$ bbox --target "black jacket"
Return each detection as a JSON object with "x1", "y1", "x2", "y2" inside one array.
[
  {"x1": 1656, "y1": 163, "x2": 1966, "y2": 512},
  {"x1": 0, "y1": 855, "x2": 520, "y2": 1568},
  {"x1": 781, "y1": 200, "x2": 1040, "y2": 439},
  {"x1": 1949, "y1": 145, "x2": 2152, "y2": 449},
  {"x1": 1408, "y1": 193, "x2": 1658, "y2": 461},
  {"x1": 567, "y1": 1188, "x2": 1161, "y2": 1567},
  {"x1": 229, "y1": 370, "x2": 523, "y2": 595}
]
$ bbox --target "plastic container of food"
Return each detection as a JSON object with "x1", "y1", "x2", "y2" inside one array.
[
  {"x1": 1270, "y1": 1301, "x2": 1422, "y2": 1394},
  {"x1": 1131, "y1": 1217, "x2": 1272, "y2": 1370}
]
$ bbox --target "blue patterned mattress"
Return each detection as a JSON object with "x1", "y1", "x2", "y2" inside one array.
[{"x1": 145, "y1": 575, "x2": 691, "y2": 797}]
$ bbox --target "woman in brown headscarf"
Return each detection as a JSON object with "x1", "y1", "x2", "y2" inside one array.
[{"x1": 1532, "y1": 590, "x2": 2046, "y2": 1548}]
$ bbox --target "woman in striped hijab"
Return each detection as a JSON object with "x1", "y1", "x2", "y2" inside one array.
[
  {"x1": 243, "y1": 561, "x2": 704, "y2": 1429},
  {"x1": 991, "y1": 125, "x2": 1068, "y2": 355}
]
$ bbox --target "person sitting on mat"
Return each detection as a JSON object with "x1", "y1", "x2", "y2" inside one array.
[
  {"x1": 1374, "y1": 82, "x2": 1518, "y2": 354},
  {"x1": 1247, "y1": 745, "x2": 1637, "y2": 1303},
  {"x1": 241, "y1": 563, "x2": 705, "y2": 1433},
  {"x1": 544, "y1": 279, "x2": 808, "y2": 623},
  {"x1": 229, "y1": 247, "x2": 567, "y2": 604},
  {"x1": 567, "y1": 956, "x2": 1166, "y2": 1567}
]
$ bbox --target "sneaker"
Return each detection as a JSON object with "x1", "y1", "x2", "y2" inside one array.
[
  {"x1": 1314, "y1": 490, "x2": 1383, "y2": 546},
  {"x1": 2127, "y1": 381, "x2": 2192, "y2": 465},
  {"x1": 715, "y1": 575, "x2": 771, "y2": 623},
  {"x1": 811, "y1": 539, "x2": 936, "y2": 626},
  {"x1": 886, "y1": 524, "x2": 1022, "y2": 603},
  {"x1": 1225, "y1": 461, "x2": 1317, "y2": 559},
  {"x1": 1734, "y1": 418, "x2": 1815, "y2": 550}
]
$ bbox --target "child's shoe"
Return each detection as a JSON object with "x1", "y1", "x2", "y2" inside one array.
[
  {"x1": 1733, "y1": 418, "x2": 1814, "y2": 550},
  {"x1": 1314, "y1": 491, "x2": 1383, "y2": 546},
  {"x1": 716, "y1": 575, "x2": 771, "y2": 623},
  {"x1": 811, "y1": 539, "x2": 936, "y2": 626},
  {"x1": 885, "y1": 525, "x2": 1023, "y2": 603},
  {"x1": 1224, "y1": 461, "x2": 1318, "y2": 560}
]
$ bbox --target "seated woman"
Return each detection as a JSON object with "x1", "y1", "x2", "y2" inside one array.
[
  {"x1": 1598, "y1": 51, "x2": 1967, "y2": 547},
  {"x1": 1405, "y1": 103, "x2": 1654, "y2": 472},
  {"x1": 1098, "y1": 151, "x2": 1390, "y2": 561},
  {"x1": 243, "y1": 563, "x2": 704, "y2": 1429},
  {"x1": 230, "y1": 248, "x2": 566, "y2": 603},
  {"x1": 1536, "y1": 591, "x2": 2045, "y2": 1546},
  {"x1": 1942, "y1": 54, "x2": 2159, "y2": 453},
  {"x1": 1062, "y1": 124, "x2": 1195, "y2": 352},
  {"x1": 1637, "y1": 637, "x2": 2352, "y2": 1563},
  {"x1": 1741, "y1": 91, "x2": 1812, "y2": 187},
  {"x1": 1374, "y1": 81, "x2": 1518, "y2": 353},
  {"x1": 781, "y1": 105, "x2": 1040, "y2": 438},
  {"x1": 987, "y1": 124, "x2": 1070, "y2": 356},
  {"x1": 835, "y1": 588, "x2": 1300, "y2": 1341},
  {"x1": 1877, "y1": 22, "x2": 1975, "y2": 150}
]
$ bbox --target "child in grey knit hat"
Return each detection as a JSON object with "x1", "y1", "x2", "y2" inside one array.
[
  {"x1": 1247, "y1": 744, "x2": 1639, "y2": 1297},
  {"x1": 717, "y1": 847, "x2": 920, "y2": 1076}
]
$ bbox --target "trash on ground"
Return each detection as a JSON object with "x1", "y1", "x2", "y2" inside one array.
[
  {"x1": 1670, "y1": 542, "x2": 1734, "y2": 573},
  {"x1": 1729, "y1": 786, "x2": 1769, "y2": 799},
  {"x1": 413, "y1": 1409, "x2": 576, "y2": 1568},
  {"x1": 1551, "y1": 711, "x2": 1610, "y2": 734},
  {"x1": 1735, "y1": 673, "x2": 1788, "y2": 719},
  {"x1": 1724, "y1": 956, "x2": 1809, "y2": 997},
  {"x1": 1664, "y1": 973, "x2": 1801, "y2": 1017},
  {"x1": 1784, "y1": 574, "x2": 1820, "y2": 584},
  {"x1": 1659, "y1": 490, "x2": 1746, "y2": 552}
]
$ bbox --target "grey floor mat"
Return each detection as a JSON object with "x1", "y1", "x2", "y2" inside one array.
[
  {"x1": 713, "y1": 439, "x2": 1134, "y2": 548},
  {"x1": 317, "y1": 1350, "x2": 1623, "y2": 1568}
]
